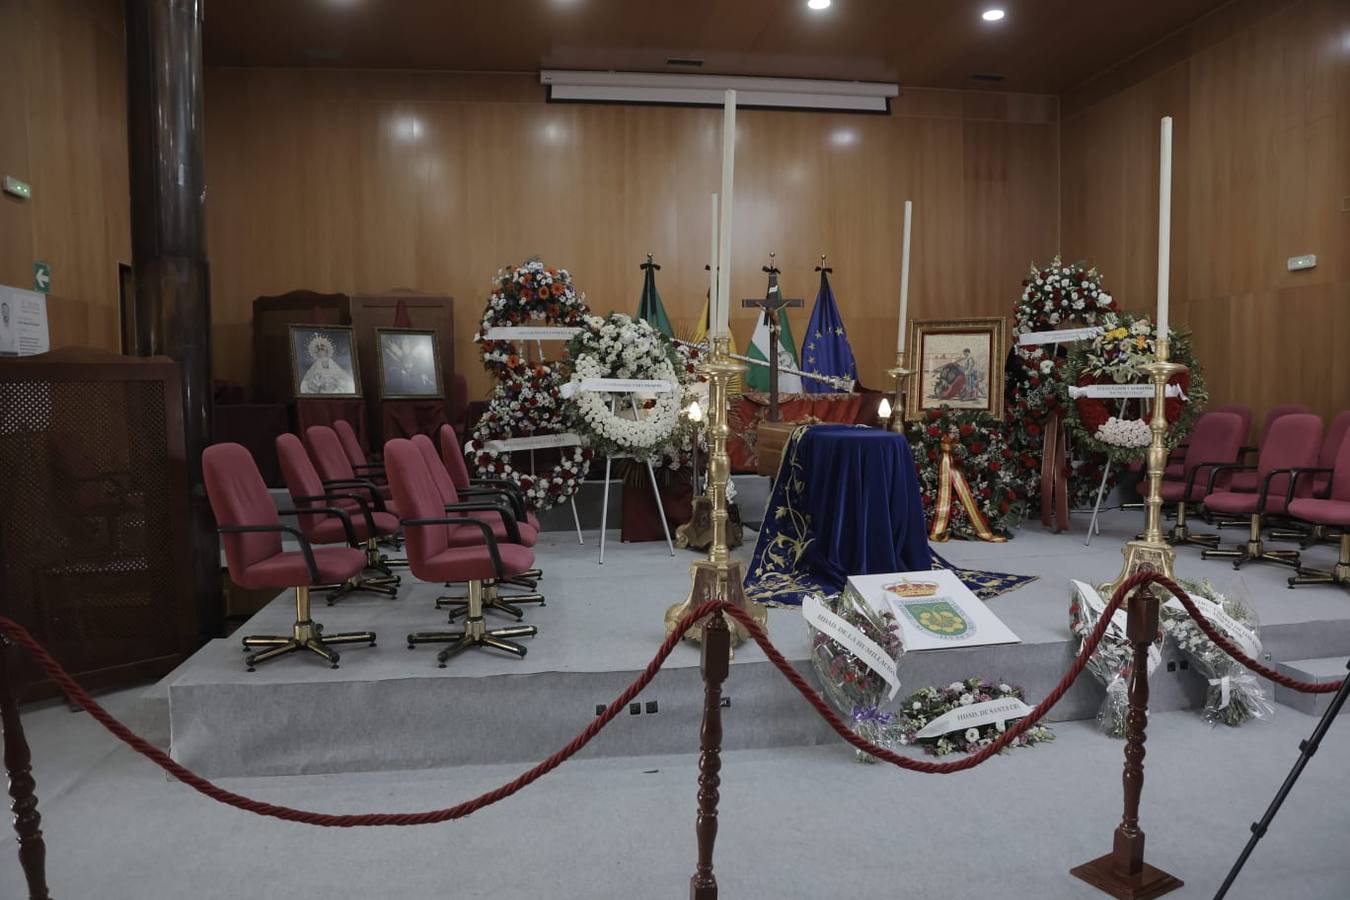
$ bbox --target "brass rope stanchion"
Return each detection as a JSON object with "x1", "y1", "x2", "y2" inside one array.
[
  {"x1": 665, "y1": 335, "x2": 768, "y2": 646},
  {"x1": 1071, "y1": 337, "x2": 1186, "y2": 900}
]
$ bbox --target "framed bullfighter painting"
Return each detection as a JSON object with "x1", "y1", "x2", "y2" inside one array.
[{"x1": 905, "y1": 317, "x2": 1006, "y2": 421}]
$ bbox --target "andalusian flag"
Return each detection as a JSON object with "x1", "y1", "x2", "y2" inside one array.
[
  {"x1": 744, "y1": 275, "x2": 801, "y2": 394},
  {"x1": 800, "y1": 269, "x2": 857, "y2": 393},
  {"x1": 688, "y1": 288, "x2": 743, "y2": 395},
  {"x1": 635, "y1": 260, "x2": 674, "y2": 338}
]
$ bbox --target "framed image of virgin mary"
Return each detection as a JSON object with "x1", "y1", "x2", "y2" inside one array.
[
  {"x1": 375, "y1": 328, "x2": 443, "y2": 400},
  {"x1": 288, "y1": 324, "x2": 361, "y2": 398},
  {"x1": 905, "y1": 317, "x2": 1006, "y2": 421}
]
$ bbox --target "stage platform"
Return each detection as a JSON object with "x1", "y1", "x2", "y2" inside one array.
[{"x1": 163, "y1": 509, "x2": 1350, "y2": 779}]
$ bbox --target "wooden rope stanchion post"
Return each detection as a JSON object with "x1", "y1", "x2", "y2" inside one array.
[
  {"x1": 690, "y1": 610, "x2": 730, "y2": 900},
  {"x1": 1, "y1": 635, "x2": 51, "y2": 900}
]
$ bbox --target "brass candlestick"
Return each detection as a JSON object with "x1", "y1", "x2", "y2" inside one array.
[
  {"x1": 666, "y1": 335, "x2": 768, "y2": 646},
  {"x1": 1103, "y1": 338, "x2": 1188, "y2": 595},
  {"x1": 886, "y1": 349, "x2": 914, "y2": 434}
]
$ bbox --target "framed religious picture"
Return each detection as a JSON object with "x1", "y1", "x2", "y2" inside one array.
[
  {"x1": 375, "y1": 327, "x2": 443, "y2": 400},
  {"x1": 288, "y1": 324, "x2": 362, "y2": 398},
  {"x1": 905, "y1": 317, "x2": 1006, "y2": 421}
]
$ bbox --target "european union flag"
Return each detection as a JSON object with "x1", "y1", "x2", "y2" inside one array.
[{"x1": 800, "y1": 269, "x2": 857, "y2": 393}]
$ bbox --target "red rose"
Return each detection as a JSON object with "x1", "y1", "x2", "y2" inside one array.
[
  {"x1": 1001, "y1": 448, "x2": 1014, "y2": 460},
  {"x1": 1027, "y1": 422, "x2": 1042, "y2": 437},
  {"x1": 927, "y1": 450, "x2": 938, "y2": 462},
  {"x1": 927, "y1": 425, "x2": 941, "y2": 437},
  {"x1": 998, "y1": 501, "x2": 1010, "y2": 514},
  {"x1": 959, "y1": 423, "x2": 974, "y2": 437},
  {"x1": 928, "y1": 409, "x2": 942, "y2": 421},
  {"x1": 970, "y1": 442, "x2": 985, "y2": 454},
  {"x1": 520, "y1": 477, "x2": 534, "y2": 489},
  {"x1": 989, "y1": 462, "x2": 1001, "y2": 472}
]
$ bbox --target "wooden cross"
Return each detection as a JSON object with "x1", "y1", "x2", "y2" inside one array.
[{"x1": 741, "y1": 252, "x2": 803, "y2": 422}]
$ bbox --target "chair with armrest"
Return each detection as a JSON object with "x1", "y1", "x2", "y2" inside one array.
[
  {"x1": 439, "y1": 423, "x2": 541, "y2": 532},
  {"x1": 1164, "y1": 404, "x2": 1252, "y2": 480},
  {"x1": 333, "y1": 418, "x2": 386, "y2": 480},
  {"x1": 203, "y1": 443, "x2": 376, "y2": 671},
  {"x1": 1287, "y1": 433, "x2": 1350, "y2": 589},
  {"x1": 306, "y1": 424, "x2": 396, "y2": 512},
  {"x1": 1136, "y1": 411, "x2": 1244, "y2": 548},
  {"x1": 1201, "y1": 414, "x2": 1323, "y2": 569},
  {"x1": 1210, "y1": 404, "x2": 1309, "y2": 529},
  {"x1": 276, "y1": 433, "x2": 402, "y2": 604},
  {"x1": 384, "y1": 438, "x2": 538, "y2": 665},
  {"x1": 410, "y1": 433, "x2": 545, "y2": 620},
  {"x1": 1270, "y1": 410, "x2": 1350, "y2": 546}
]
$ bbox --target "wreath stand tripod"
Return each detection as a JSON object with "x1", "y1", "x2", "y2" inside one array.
[{"x1": 597, "y1": 390, "x2": 676, "y2": 563}]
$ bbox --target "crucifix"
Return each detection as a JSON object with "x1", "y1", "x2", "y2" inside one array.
[{"x1": 741, "y1": 252, "x2": 803, "y2": 422}]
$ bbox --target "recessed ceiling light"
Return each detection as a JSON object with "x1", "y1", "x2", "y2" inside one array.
[
  {"x1": 807, "y1": 0, "x2": 831, "y2": 10},
  {"x1": 982, "y1": 8, "x2": 1006, "y2": 21}
]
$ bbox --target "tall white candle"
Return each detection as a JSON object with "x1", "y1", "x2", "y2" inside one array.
[
  {"x1": 708, "y1": 192, "x2": 719, "y2": 329},
  {"x1": 1156, "y1": 116, "x2": 1172, "y2": 341},
  {"x1": 897, "y1": 200, "x2": 913, "y2": 352},
  {"x1": 715, "y1": 90, "x2": 736, "y2": 336}
]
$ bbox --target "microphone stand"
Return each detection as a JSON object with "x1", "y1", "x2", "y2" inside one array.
[{"x1": 1213, "y1": 658, "x2": 1350, "y2": 899}]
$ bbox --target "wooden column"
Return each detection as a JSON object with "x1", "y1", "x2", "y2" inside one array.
[
  {"x1": 1, "y1": 637, "x2": 51, "y2": 900},
  {"x1": 690, "y1": 610, "x2": 730, "y2": 900},
  {"x1": 125, "y1": 0, "x2": 222, "y2": 639}
]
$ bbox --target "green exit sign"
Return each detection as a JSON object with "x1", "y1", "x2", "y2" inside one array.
[
  {"x1": 33, "y1": 261, "x2": 50, "y2": 293},
  {"x1": 3, "y1": 175, "x2": 31, "y2": 200}
]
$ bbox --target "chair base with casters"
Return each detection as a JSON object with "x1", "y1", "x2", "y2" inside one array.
[
  {"x1": 1202, "y1": 514, "x2": 1301, "y2": 569},
  {"x1": 409, "y1": 581, "x2": 537, "y2": 665},
  {"x1": 1166, "y1": 502, "x2": 1221, "y2": 548},
  {"x1": 243, "y1": 585, "x2": 377, "y2": 671},
  {"x1": 436, "y1": 578, "x2": 544, "y2": 622},
  {"x1": 1288, "y1": 533, "x2": 1350, "y2": 589},
  {"x1": 321, "y1": 539, "x2": 402, "y2": 605}
]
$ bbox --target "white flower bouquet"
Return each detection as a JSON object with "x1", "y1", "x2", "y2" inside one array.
[
  {"x1": 1070, "y1": 580, "x2": 1166, "y2": 738},
  {"x1": 1164, "y1": 579, "x2": 1273, "y2": 728}
]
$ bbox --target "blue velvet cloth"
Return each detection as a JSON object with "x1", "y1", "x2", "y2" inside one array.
[{"x1": 744, "y1": 424, "x2": 932, "y2": 605}]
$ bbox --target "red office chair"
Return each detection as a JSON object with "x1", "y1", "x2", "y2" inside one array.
[
  {"x1": 1226, "y1": 404, "x2": 1311, "y2": 494},
  {"x1": 203, "y1": 443, "x2": 376, "y2": 671},
  {"x1": 276, "y1": 433, "x2": 402, "y2": 604},
  {"x1": 306, "y1": 424, "x2": 398, "y2": 514},
  {"x1": 385, "y1": 438, "x2": 538, "y2": 665},
  {"x1": 1287, "y1": 433, "x2": 1350, "y2": 589},
  {"x1": 1135, "y1": 411, "x2": 1244, "y2": 548},
  {"x1": 333, "y1": 419, "x2": 386, "y2": 479},
  {"x1": 410, "y1": 434, "x2": 544, "y2": 621},
  {"x1": 1270, "y1": 410, "x2": 1350, "y2": 546},
  {"x1": 1202, "y1": 414, "x2": 1323, "y2": 569},
  {"x1": 439, "y1": 423, "x2": 541, "y2": 532},
  {"x1": 1164, "y1": 403, "x2": 1252, "y2": 480}
]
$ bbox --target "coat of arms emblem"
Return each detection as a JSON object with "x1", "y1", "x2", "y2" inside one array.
[{"x1": 884, "y1": 581, "x2": 973, "y2": 639}]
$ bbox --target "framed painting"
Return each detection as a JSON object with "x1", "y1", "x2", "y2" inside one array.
[
  {"x1": 904, "y1": 317, "x2": 1006, "y2": 421},
  {"x1": 375, "y1": 327, "x2": 443, "y2": 400},
  {"x1": 288, "y1": 324, "x2": 362, "y2": 398}
]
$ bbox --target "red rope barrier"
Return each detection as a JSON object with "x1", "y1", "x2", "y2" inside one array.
[{"x1": 0, "y1": 569, "x2": 1338, "y2": 827}]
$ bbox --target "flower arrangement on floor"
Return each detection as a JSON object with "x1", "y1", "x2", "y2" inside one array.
[
  {"x1": 908, "y1": 407, "x2": 1025, "y2": 540},
  {"x1": 470, "y1": 258, "x2": 591, "y2": 511},
  {"x1": 564, "y1": 313, "x2": 692, "y2": 461},
  {"x1": 1006, "y1": 257, "x2": 1120, "y2": 508},
  {"x1": 1164, "y1": 579, "x2": 1273, "y2": 728},
  {"x1": 1070, "y1": 579, "x2": 1166, "y2": 738},
  {"x1": 894, "y1": 677, "x2": 1053, "y2": 757},
  {"x1": 807, "y1": 590, "x2": 904, "y2": 762},
  {"x1": 1063, "y1": 312, "x2": 1207, "y2": 467}
]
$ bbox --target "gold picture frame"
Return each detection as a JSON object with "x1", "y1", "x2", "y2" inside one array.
[
  {"x1": 288, "y1": 324, "x2": 362, "y2": 399},
  {"x1": 375, "y1": 327, "x2": 444, "y2": 400},
  {"x1": 905, "y1": 317, "x2": 1006, "y2": 421}
]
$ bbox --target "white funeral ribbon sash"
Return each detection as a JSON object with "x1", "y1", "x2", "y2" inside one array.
[
  {"x1": 560, "y1": 378, "x2": 676, "y2": 398},
  {"x1": 1073, "y1": 580, "x2": 1161, "y2": 673},
  {"x1": 914, "y1": 697, "x2": 1033, "y2": 740},
  {"x1": 1017, "y1": 326, "x2": 1103, "y2": 346},
  {"x1": 476, "y1": 433, "x2": 583, "y2": 452},
  {"x1": 803, "y1": 595, "x2": 901, "y2": 701},
  {"x1": 1067, "y1": 383, "x2": 1187, "y2": 401},
  {"x1": 1212, "y1": 676, "x2": 1232, "y2": 710},
  {"x1": 484, "y1": 326, "x2": 582, "y2": 341}
]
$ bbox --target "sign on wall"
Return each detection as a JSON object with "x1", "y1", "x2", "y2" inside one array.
[{"x1": 0, "y1": 285, "x2": 51, "y2": 356}]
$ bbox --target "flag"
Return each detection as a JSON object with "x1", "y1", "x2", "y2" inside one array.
[
  {"x1": 635, "y1": 262, "x2": 673, "y2": 338},
  {"x1": 800, "y1": 270, "x2": 857, "y2": 393},
  {"x1": 687, "y1": 289, "x2": 743, "y2": 395},
  {"x1": 744, "y1": 275, "x2": 801, "y2": 394}
]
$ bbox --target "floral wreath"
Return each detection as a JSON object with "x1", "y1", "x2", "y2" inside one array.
[
  {"x1": 468, "y1": 374, "x2": 594, "y2": 510},
  {"x1": 565, "y1": 313, "x2": 697, "y2": 461},
  {"x1": 1005, "y1": 256, "x2": 1120, "y2": 507},
  {"x1": 1062, "y1": 312, "x2": 1206, "y2": 467},
  {"x1": 895, "y1": 677, "x2": 1053, "y2": 757},
  {"x1": 475, "y1": 260, "x2": 588, "y2": 382},
  {"x1": 909, "y1": 408, "x2": 1025, "y2": 539},
  {"x1": 470, "y1": 259, "x2": 591, "y2": 510}
]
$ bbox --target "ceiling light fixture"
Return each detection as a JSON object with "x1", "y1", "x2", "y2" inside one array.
[
  {"x1": 807, "y1": 0, "x2": 831, "y2": 10},
  {"x1": 982, "y1": 8, "x2": 1006, "y2": 21}
]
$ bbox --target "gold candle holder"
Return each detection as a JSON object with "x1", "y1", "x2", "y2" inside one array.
[
  {"x1": 665, "y1": 335, "x2": 768, "y2": 646},
  {"x1": 1103, "y1": 338, "x2": 1188, "y2": 595},
  {"x1": 886, "y1": 349, "x2": 913, "y2": 435}
]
